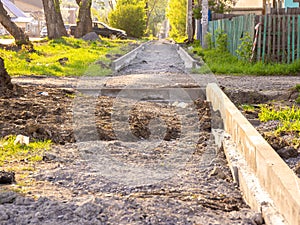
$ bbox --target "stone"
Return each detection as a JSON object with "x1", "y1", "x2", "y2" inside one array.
[
  {"x1": 276, "y1": 146, "x2": 298, "y2": 159},
  {"x1": 294, "y1": 162, "x2": 300, "y2": 176},
  {"x1": 0, "y1": 206, "x2": 9, "y2": 220},
  {"x1": 0, "y1": 171, "x2": 15, "y2": 184},
  {"x1": 14, "y1": 134, "x2": 29, "y2": 146},
  {"x1": 176, "y1": 102, "x2": 188, "y2": 109},
  {"x1": 43, "y1": 152, "x2": 57, "y2": 162},
  {"x1": 57, "y1": 57, "x2": 69, "y2": 65},
  {"x1": 81, "y1": 32, "x2": 101, "y2": 41},
  {"x1": 209, "y1": 166, "x2": 227, "y2": 180},
  {"x1": 0, "y1": 191, "x2": 18, "y2": 204}
]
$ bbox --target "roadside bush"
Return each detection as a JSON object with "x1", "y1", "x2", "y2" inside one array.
[
  {"x1": 215, "y1": 29, "x2": 227, "y2": 52},
  {"x1": 109, "y1": 4, "x2": 146, "y2": 38},
  {"x1": 205, "y1": 32, "x2": 213, "y2": 49},
  {"x1": 166, "y1": 0, "x2": 187, "y2": 41},
  {"x1": 236, "y1": 32, "x2": 252, "y2": 62}
]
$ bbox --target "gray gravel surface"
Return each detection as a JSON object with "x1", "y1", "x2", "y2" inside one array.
[{"x1": 0, "y1": 40, "x2": 277, "y2": 225}]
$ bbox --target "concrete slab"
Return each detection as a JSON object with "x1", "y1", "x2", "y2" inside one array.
[{"x1": 207, "y1": 83, "x2": 300, "y2": 225}]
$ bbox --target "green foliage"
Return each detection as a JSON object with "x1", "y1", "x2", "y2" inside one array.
[
  {"x1": 166, "y1": 0, "x2": 187, "y2": 41},
  {"x1": 0, "y1": 136, "x2": 51, "y2": 166},
  {"x1": 205, "y1": 32, "x2": 213, "y2": 49},
  {"x1": 215, "y1": 30, "x2": 227, "y2": 52},
  {"x1": 236, "y1": 32, "x2": 252, "y2": 62},
  {"x1": 295, "y1": 84, "x2": 300, "y2": 104},
  {"x1": 193, "y1": 0, "x2": 236, "y2": 19},
  {"x1": 109, "y1": 2, "x2": 146, "y2": 38},
  {"x1": 190, "y1": 44, "x2": 300, "y2": 75},
  {"x1": 0, "y1": 37, "x2": 135, "y2": 76},
  {"x1": 241, "y1": 104, "x2": 256, "y2": 112},
  {"x1": 146, "y1": 0, "x2": 168, "y2": 36},
  {"x1": 258, "y1": 105, "x2": 300, "y2": 134}
]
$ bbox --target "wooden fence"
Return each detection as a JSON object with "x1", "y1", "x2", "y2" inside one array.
[{"x1": 208, "y1": 14, "x2": 300, "y2": 63}]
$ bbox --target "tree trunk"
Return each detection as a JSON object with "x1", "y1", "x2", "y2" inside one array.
[
  {"x1": 0, "y1": 57, "x2": 13, "y2": 96},
  {"x1": 74, "y1": 0, "x2": 92, "y2": 38},
  {"x1": 0, "y1": 1, "x2": 31, "y2": 47},
  {"x1": 145, "y1": 0, "x2": 158, "y2": 34},
  {"x1": 186, "y1": 0, "x2": 194, "y2": 43},
  {"x1": 42, "y1": 0, "x2": 67, "y2": 39},
  {"x1": 201, "y1": 0, "x2": 208, "y2": 48}
]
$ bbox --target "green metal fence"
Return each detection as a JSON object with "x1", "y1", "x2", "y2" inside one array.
[{"x1": 208, "y1": 14, "x2": 300, "y2": 64}]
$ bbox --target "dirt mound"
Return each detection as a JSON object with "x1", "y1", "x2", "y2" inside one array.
[{"x1": 0, "y1": 84, "x2": 75, "y2": 144}]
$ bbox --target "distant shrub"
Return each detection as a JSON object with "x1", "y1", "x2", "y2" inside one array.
[{"x1": 109, "y1": 4, "x2": 146, "y2": 38}]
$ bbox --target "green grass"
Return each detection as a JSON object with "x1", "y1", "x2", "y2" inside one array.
[
  {"x1": 0, "y1": 136, "x2": 51, "y2": 166},
  {"x1": 295, "y1": 84, "x2": 300, "y2": 104},
  {"x1": 258, "y1": 105, "x2": 300, "y2": 134},
  {"x1": 241, "y1": 104, "x2": 256, "y2": 112},
  {"x1": 188, "y1": 42, "x2": 300, "y2": 76},
  {"x1": 0, "y1": 37, "x2": 137, "y2": 76}
]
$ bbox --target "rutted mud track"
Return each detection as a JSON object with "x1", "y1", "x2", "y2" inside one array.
[{"x1": 0, "y1": 41, "x2": 261, "y2": 224}]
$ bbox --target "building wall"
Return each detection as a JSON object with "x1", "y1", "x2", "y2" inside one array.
[
  {"x1": 234, "y1": 0, "x2": 264, "y2": 8},
  {"x1": 232, "y1": 0, "x2": 264, "y2": 14},
  {"x1": 284, "y1": 0, "x2": 300, "y2": 7}
]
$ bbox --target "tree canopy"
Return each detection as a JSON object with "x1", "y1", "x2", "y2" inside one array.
[
  {"x1": 166, "y1": 0, "x2": 187, "y2": 40},
  {"x1": 109, "y1": 0, "x2": 147, "y2": 38}
]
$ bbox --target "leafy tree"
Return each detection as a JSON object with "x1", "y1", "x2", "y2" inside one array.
[
  {"x1": 166, "y1": 0, "x2": 187, "y2": 40},
  {"x1": 145, "y1": 0, "x2": 168, "y2": 36},
  {"x1": 109, "y1": 0, "x2": 146, "y2": 38},
  {"x1": 193, "y1": 0, "x2": 236, "y2": 19},
  {"x1": 42, "y1": 0, "x2": 67, "y2": 39},
  {"x1": 0, "y1": 1, "x2": 31, "y2": 48}
]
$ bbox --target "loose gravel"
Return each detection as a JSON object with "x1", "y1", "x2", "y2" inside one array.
[{"x1": 0, "y1": 40, "x2": 270, "y2": 225}]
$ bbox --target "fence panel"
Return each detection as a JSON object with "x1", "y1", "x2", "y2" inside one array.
[{"x1": 208, "y1": 13, "x2": 300, "y2": 63}]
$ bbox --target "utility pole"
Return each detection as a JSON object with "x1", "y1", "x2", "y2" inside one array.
[
  {"x1": 187, "y1": 0, "x2": 193, "y2": 42},
  {"x1": 201, "y1": 0, "x2": 208, "y2": 48}
]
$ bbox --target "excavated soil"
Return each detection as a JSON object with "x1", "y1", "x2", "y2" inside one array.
[
  {"x1": 1, "y1": 40, "x2": 298, "y2": 224},
  {"x1": 0, "y1": 80, "x2": 261, "y2": 224}
]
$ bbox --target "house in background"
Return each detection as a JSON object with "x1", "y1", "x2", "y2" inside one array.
[
  {"x1": 6, "y1": 0, "x2": 79, "y2": 36},
  {"x1": 231, "y1": 0, "x2": 286, "y2": 15},
  {"x1": 13, "y1": 0, "x2": 44, "y2": 36},
  {"x1": 1, "y1": 0, "x2": 34, "y2": 34},
  {"x1": 284, "y1": 0, "x2": 300, "y2": 7}
]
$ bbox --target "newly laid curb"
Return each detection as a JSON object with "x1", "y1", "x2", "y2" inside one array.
[
  {"x1": 111, "y1": 42, "x2": 150, "y2": 71},
  {"x1": 176, "y1": 45, "x2": 198, "y2": 69},
  {"x1": 207, "y1": 83, "x2": 300, "y2": 225}
]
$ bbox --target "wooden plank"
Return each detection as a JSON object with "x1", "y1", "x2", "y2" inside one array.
[
  {"x1": 262, "y1": 15, "x2": 267, "y2": 63},
  {"x1": 292, "y1": 16, "x2": 295, "y2": 62},
  {"x1": 287, "y1": 15, "x2": 291, "y2": 64},
  {"x1": 267, "y1": 15, "x2": 272, "y2": 62},
  {"x1": 272, "y1": 15, "x2": 276, "y2": 61},
  {"x1": 228, "y1": 19, "x2": 233, "y2": 53},
  {"x1": 257, "y1": 16, "x2": 262, "y2": 61},
  {"x1": 233, "y1": 17, "x2": 238, "y2": 55},
  {"x1": 277, "y1": 16, "x2": 281, "y2": 62},
  {"x1": 282, "y1": 16, "x2": 286, "y2": 63}
]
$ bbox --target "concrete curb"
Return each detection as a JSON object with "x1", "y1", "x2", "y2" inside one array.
[
  {"x1": 111, "y1": 42, "x2": 150, "y2": 72},
  {"x1": 207, "y1": 83, "x2": 300, "y2": 225},
  {"x1": 176, "y1": 45, "x2": 198, "y2": 69}
]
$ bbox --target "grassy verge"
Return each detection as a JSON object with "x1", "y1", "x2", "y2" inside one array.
[
  {"x1": 0, "y1": 136, "x2": 51, "y2": 167},
  {"x1": 0, "y1": 37, "x2": 138, "y2": 76},
  {"x1": 259, "y1": 105, "x2": 300, "y2": 134},
  {"x1": 188, "y1": 41, "x2": 300, "y2": 76},
  {"x1": 0, "y1": 136, "x2": 51, "y2": 193}
]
